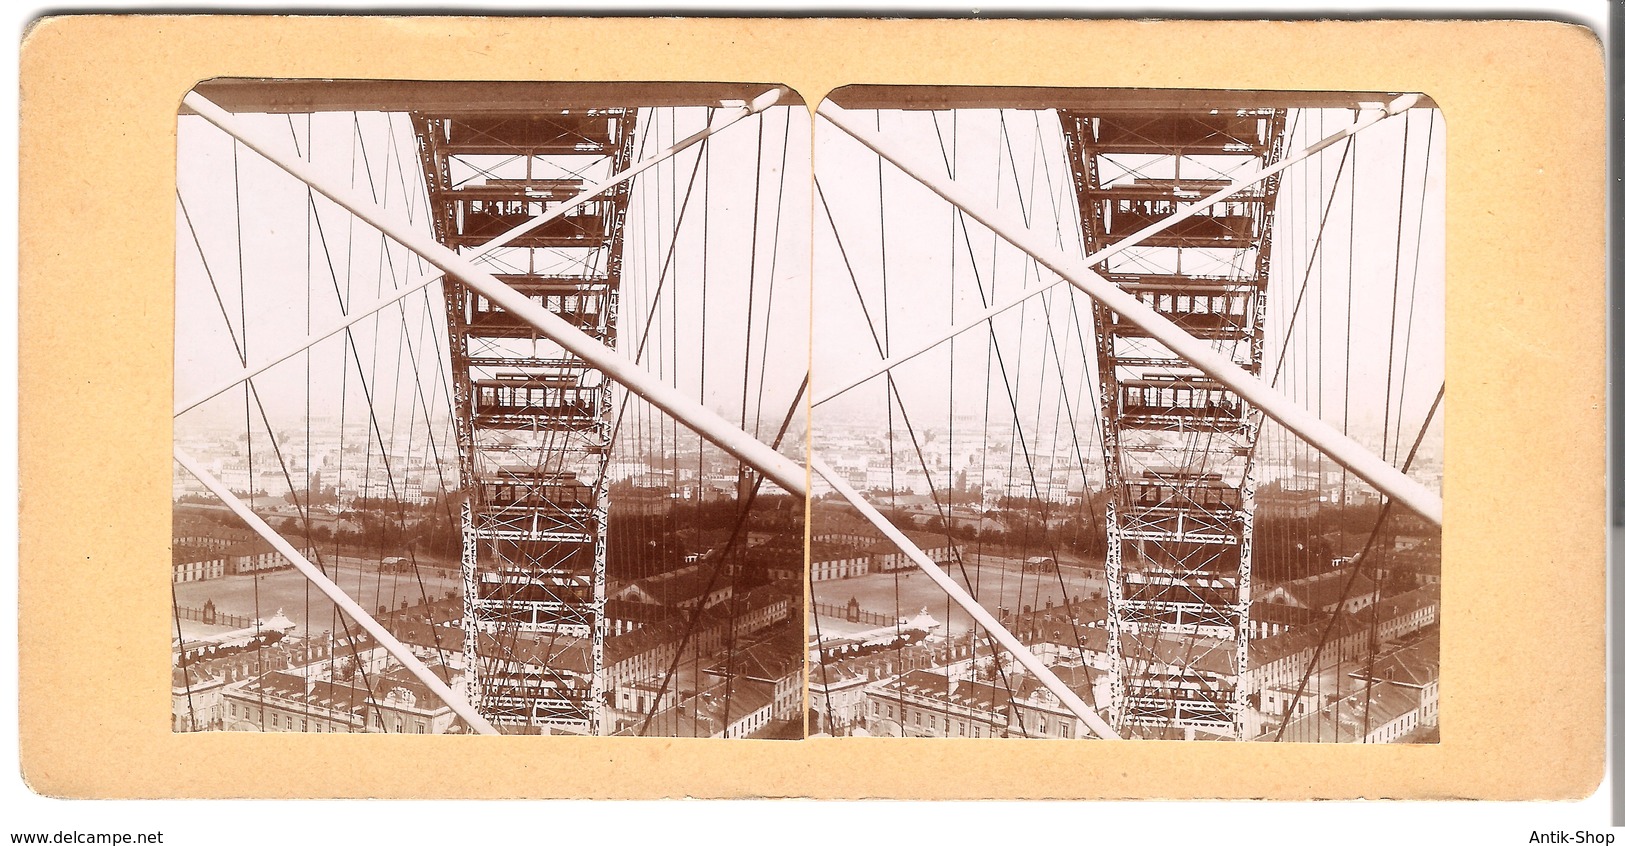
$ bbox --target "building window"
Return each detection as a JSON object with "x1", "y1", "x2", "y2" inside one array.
[{"x1": 416, "y1": 722, "x2": 426, "y2": 734}]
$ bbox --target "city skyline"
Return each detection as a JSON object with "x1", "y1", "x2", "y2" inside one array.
[
  {"x1": 171, "y1": 80, "x2": 1443, "y2": 745},
  {"x1": 174, "y1": 81, "x2": 810, "y2": 738},
  {"x1": 806, "y1": 88, "x2": 1442, "y2": 742}
]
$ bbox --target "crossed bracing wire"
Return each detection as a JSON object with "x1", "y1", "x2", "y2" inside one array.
[
  {"x1": 181, "y1": 90, "x2": 1436, "y2": 740},
  {"x1": 809, "y1": 99, "x2": 1436, "y2": 740},
  {"x1": 174, "y1": 111, "x2": 459, "y2": 730}
]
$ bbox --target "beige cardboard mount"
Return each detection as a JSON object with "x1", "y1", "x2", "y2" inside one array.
[{"x1": 18, "y1": 16, "x2": 1605, "y2": 799}]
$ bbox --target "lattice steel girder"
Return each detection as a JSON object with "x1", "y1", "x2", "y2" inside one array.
[
  {"x1": 172, "y1": 99, "x2": 726, "y2": 417},
  {"x1": 814, "y1": 97, "x2": 1439, "y2": 527},
  {"x1": 415, "y1": 103, "x2": 635, "y2": 736},
  {"x1": 1062, "y1": 100, "x2": 1287, "y2": 740}
]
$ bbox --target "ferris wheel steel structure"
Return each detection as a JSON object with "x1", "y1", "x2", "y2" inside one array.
[
  {"x1": 177, "y1": 81, "x2": 1438, "y2": 742},
  {"x1": 1061, "y1": 103, "x2": 1289, "y2": 739},
  {"x1": 813, "y1": 94, "x2": 1437, "y2": 527},
  {"x1": 811, "y1": 89, "x2": 1437, "y2": 741},
  {"x1": 177, "y1": 85, "x2": 804, "y2": 736},
  {"x1": 179, "y1": 82, "x2": 1122, "y2": 738},
  {"x1": 410, "y1": 104, "x2": 641, "y2": 734}
]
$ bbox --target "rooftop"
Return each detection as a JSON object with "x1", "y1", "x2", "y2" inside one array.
[
  {"x1": 1273, "y1": 682, "x2": 1424, "y2": 742},
  {"x1": 877, "y1": 669, "x2": 1014, "y2": 714},
  {"x1": 1270, "y1": 569, "x2": 1378, "y2": 610},
  {"x1": 1348, "y1": 630, "x2": 1440, "y2": 688}
]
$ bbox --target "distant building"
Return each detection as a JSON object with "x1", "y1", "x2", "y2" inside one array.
[
  {"x1": 702, "y1": 629, "x2": 803, "y2": 721},
  {"x1": 808, "y1": 506, "x2": 885, "y2": 547},
  {"x1": 223, "y1": 539, "x2": 285, "y2": 574},
  {"x1": 1370, "y1": 548, "x2": 1442, "y2": 591},
  {"x1": 725, "y1": 533, "x2": 802, "y2": 584},
  {"x1": 1257, "y1": 569, "x2": 1380, "y2": 615},
  {"x1": 173, "y1": 513, "x2": 257, "y2": 549},
  {"x1": 1257, "y1": 683, "x2": 1327, "y2": 721},
  {"x1": 1247, "y1": 602, "x2": 1329, "y2": 640},
  {"x1": 614, "y1": 678, "x2": 776, "y2": 739},
  {"x1": 604, "y1": 599, "x2": 671, "y2": 636},
  {"x1": 172, "y1": 515, "x2": 286, "y2": 581},
  {"x1": 701, "y1": 681, "x2": 778, "y2": 738},
  {"x1": 808, "y1": 663, "x2": 879, "y2": 735},
  {"x1": 610, "y1": 564, "x2": 734, "y2": 611},
  {"x1": 171, "y1": 665, "x2": 227, "y2": 731},
  {"x1": 172, "y1": 546, "x2": 227, "y2": 583},
  {"x1": 1348, "y1": 630, "x2": 1440, "y2": 734},
  {"x1": 223, "y1": 669, "x2": 363, "y2": 733},
  {"x1": 1272, "y1": 680, "x2": 1427, "y2": 743},
  {"x1": 870, "y1": 531, "x2": 958, "y2": 572},
  {"x1": 866, "y1": 669, "x2": 1008, "y2": 738},
  {"x1": 220, "y1": 663, "x2": 461, "y2": 735},
  {"x1": 1022, "y1": 621, "x2": 1109, "y2": 672},
  {"x1": 809, "y1": 541, "x2": 870, "y2": 582},
  {"x1": 1369, "y1": 584, "x2": 1440, "y2": 643},
  {"x1": 599, "y1": 584, "x2": 797, "y2": 729},
  {"x1": 1259, "y1": 488, "x2": 1320, "y2": 519},
  {"x1": 1244, "y1": 584, "x2": 1439, "y2": 739},
  {"x1": 1006, "y1": 665, "x2": 1109, "y2": 740}
]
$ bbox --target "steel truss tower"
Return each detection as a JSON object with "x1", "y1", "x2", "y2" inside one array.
[
  {"x1": 1060, "y1": 107, "x2": 1288, "y2": 739},
  {"x1": 413, "y1": 108, "x2": 638, "y2": 734}
]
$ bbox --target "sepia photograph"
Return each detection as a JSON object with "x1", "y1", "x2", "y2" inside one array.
[
  {"x1": 171, "y1": 80, "x2": 810, "y2": 738},
  {"x1": 806, "y1": 86, "x2": 1443, "y2": 742},
  {"x1": 15, "y1": 7, "x2": 1607, "y2": 820}
]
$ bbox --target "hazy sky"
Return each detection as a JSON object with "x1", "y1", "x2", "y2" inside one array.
[
  {"x1": 175, "y1": 92, "x2": 1444, "y2": 488},
  {"x1": 174, "y1": 100, "x2": 811, "y2": 470},
  {"x1": 809, "y1": 103, "x2": 1445, "y2": 468}
]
